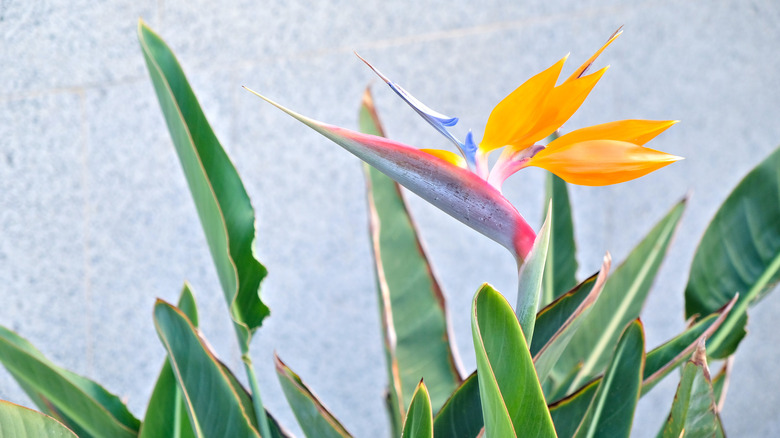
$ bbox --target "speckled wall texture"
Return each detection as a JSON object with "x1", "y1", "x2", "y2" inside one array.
[{"x1": 1, "y1": 0, "x2": 779, "y2": 436}]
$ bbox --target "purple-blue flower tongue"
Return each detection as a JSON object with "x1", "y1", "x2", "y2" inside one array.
[
  {"x1": 244, "y1": 87, "x2": 536, "y2": 260},
  {"x1": 355, "y1": 53, "x2": 468, "y2": 159}
]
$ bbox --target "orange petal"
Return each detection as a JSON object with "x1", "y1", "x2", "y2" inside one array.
[
  {"x1": 566, "y1": 27, "x2": 622, "y2": 82},
  {"x1": 421, "y1": 148, "x2": 467, "y2": 168},
  {"x1": 480, "y1": 56, "x2": 567, "y2": 152},
  {"x1": 516, "y1": 66, "x2": 608, "y2": 149},
  {"x1": 527, "y1": 139, "x2": 683, "y2": 186},
  {"x1": 547, "y1": 120, "x2": 678, "y2": 150}
]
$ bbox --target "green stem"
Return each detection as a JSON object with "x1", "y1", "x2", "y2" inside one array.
[
  {"x1": 243, "y1": 353, "x2": 272, "y2": 438},
  {"x1": 232, "y1": 321, "x2": 271, "y2": 438}
]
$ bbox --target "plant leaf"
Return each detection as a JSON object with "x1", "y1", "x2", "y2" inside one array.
[
  {"x1": 401, "y1": 381, "x2": 434, "y2": 438},
  {"x1": 542, "y1": 172, "x2": 578, "y2": 307},
  {"x1": 551, "y1": 200, "x2": 685, "y2": 398},
  {"x1": 572, "y1": 320, "x2": 645, "y2": 438},
  {"x1": 548, "y1": 380, "x2": 599, "y2": 438},
  {"x1": 140, "y1": 284, "x2": 199, "y2": 438},
  {"x1": 138, "y1": 20, "x2": 268, "y2": 350},
  {"x1": 533, "y1": 272, "x2": 600, "y2": 357},
  {"x1": 641, "y1": 297, "x2": 735, "y2": 395},
  {"x1": 534, "y1": 254, "x2": 611, "y2": 384},
  {"x1": 0, "y1": 327, "x2": 140, "y2": 437},
  {"x1": 548, "y1": 298, "x2": 733, "y2": 412},
  {"x1": 685, "y1": 145, "x2": 780, "y2": 358},
  {"x1": 656, "y1": 342, "x2": 725, "y2": 438},
  {"x1": 275, "y1": 354, "x2": 352, "y2": 438},
  {"x1": 432, "y1": 372, "x2": 482, "y2": 438},
  {"x1": 515, "y1": 203, "x2": 552, "y2": 344},
  {"x1": 360, "y1": 88, "x2": 462, "y2": 422},
  {"x1": 472, "y1": 284, "x2": 556, "y2": 438},
  {"x1": 153, "y1": 299, "x2": 261, "y2": 437},
  {"x1": 0, "y1": 400, "x2": 78, "y2": 438}
]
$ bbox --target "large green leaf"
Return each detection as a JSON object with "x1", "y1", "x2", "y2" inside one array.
[
  {"x1": 542, "y1": 172, "x2": 578, "y2": 307},
  {"x1": 686, "y1": 145, "x2": 780, "y2": 358},
  {"x1": 551, "y1": 200, "x2": 685, "y2": 398},
  {"x1": 153, "y1": 300, "x2": 261, "y2": 438},
  {"x1": 0, "y1": 327, "x2": 140, "y2": 437},
  {"x1": 532, "y1": 271, "x2": 602, "y2": 357},
  {"x1": 140, "y1": 284, "x2": 199, "y2": 438},
  {"x1": 138, "y1": 20, "x2": 268, "y2": 350},
  {"x1": 547, "y1": 298, "x2": 733, "y2": 419},
  {"x1": 641, "y1": 297, "x2": 735, "y2": 395},
  {"x1": 533, "y1": 255, "x2": 610, "y2": 384},
  {"x1": 516, "y1": 204, "x2": 552, "y2": 344},
  {"x1": 360, "y1": 88, "x2": 462, "y2": 426},
  {"x1": 275, "y1": 355, "x2": 352, "y2": 438},
  {"x1": 549, "y1": 380, "x2": 599, "y2": 438},
  {"x1": 572, "y1": 320, "x2": 645, "y2": 438},
  {"x1": 401, "y1": 381, "x2": 434, "y2": 438},
  {"x1": 0, "y1": 400, "x2": 78, "y2": 438},
  {"x1": 656, "y1": 342, "x2": 725, "y2": 438},
  {"x1": 432, "y1": 372, "x2": 482, "y2": 438},
  {"x1": 472, "y1": 284, "x2": 556, "y2": 438}
]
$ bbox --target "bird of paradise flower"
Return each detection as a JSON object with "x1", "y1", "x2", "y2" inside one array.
[{"x1": 244, "y1": 29, "x2": 681, "y2": 264}]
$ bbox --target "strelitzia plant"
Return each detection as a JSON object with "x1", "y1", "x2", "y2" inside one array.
[
  {"x1": 1, "y1": 20, "x2": 778, "y2": 438},
  {"x1": 244, "y1": 29, "x2": 681, "y2": 342},
  {"x1": 246, "y1": 30, "x2": 681, "y2": 264},
  {"x1": 244, "y1": 28, "x2": 776, "y2": 438}
]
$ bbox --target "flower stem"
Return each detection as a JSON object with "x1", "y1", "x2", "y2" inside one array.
[{"x1": 243, "y1": 353, "x2": 272, "y2": 438}]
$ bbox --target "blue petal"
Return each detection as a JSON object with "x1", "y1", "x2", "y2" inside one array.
[
  {"x1": 356, "y1": 53, "x2": 465, "y2": 153},
  {"x1": 463, "y1": 130, "x2": 478, "y2": 166},
  {"x1": 388, "y1": 82, "x2": 458, "y2": 126}
]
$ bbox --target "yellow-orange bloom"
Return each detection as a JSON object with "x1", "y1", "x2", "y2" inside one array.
[
  {"x1": 480, "y1": 30, "x2": 621, "y2": 157},
  {"x1": 525, "y1": 120, "x2": 683, "y2": 186},
  {"x1": 529, "y1": 140, "x2": 683, "y2": 186},
  {"x1": 354, "y1": 28, "x2": 681, "y2": 190}
]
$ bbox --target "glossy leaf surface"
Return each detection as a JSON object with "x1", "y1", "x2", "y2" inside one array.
[
  {"x1": 0, "y1": 327, "x2": 139, "y2": 437},
  {"x1": 572, "y1": 320, "x2": 645, "y2": 438},
  {"x1": 153, "y1": 300, "x2": 260, "y2": 438},
  {"x1": 138, "y1": 21, "x2": 268, "y2": 350},
  {"x1": 140, "y1": 284, "x2": 199, "y2": 438},
  {"x1": 549, "y1": 380, "x2": 599, "y2": 438},
  {"x1": 472, "y1": 284, "x2": 555, "y2": 437},
  {"x1": 548, "y1": 298, "x2": 732, "y2": 412},
  {"x1": 360, "y1": 89, "x2": 461, "y2": 424},
  {"x1": 641, "y1": 297, "x2": 735, "y2": 395},
  {"x1": 0, "y1": 401, "x2": 77, "y2": 438},
  {"x1": 657, "y1": 344, "x2": 725, "y2": 438},
  {"x1": 542, "y1": 172, "x2": 578, "y2": 307},
  {"x1": 515, "y1": 205, "x2": 552, "y2": 344},
  {"x1": 433, "y1": 372, "x2": 482, "y2": 438},
  {"x1": 551, "y1": 200, "x2": 685, "y2": 398},
  {"x1": 533, "y1": 255, "x2": 610, "y2": 384},
  {"x1": 533, "y1": 272, "x2": 601, "y2": 357},
  {"x1": 401, "y1": 382, "x2": 434, "y2": 438},
  {"x1": 275, "y1": 355, "x2": 352, "y2": 438},
  {"x1": 686, "y1": 145, "x2": 780, "y2": 358}
]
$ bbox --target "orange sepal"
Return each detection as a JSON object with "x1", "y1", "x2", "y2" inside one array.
[
  {"x1": 480, "y1": 56, "x2": 567, "y2": 152},
  {"x1": 548, "y1": 119, "x2": 678, "y2": 150},
  {"x1": 528, "y1": 139, "x2": 683, "y2": 186}
]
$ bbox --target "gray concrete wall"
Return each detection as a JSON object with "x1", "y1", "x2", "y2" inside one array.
[{"x1": 2, "y1": 0, "x2": 779, "y2": 436}]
